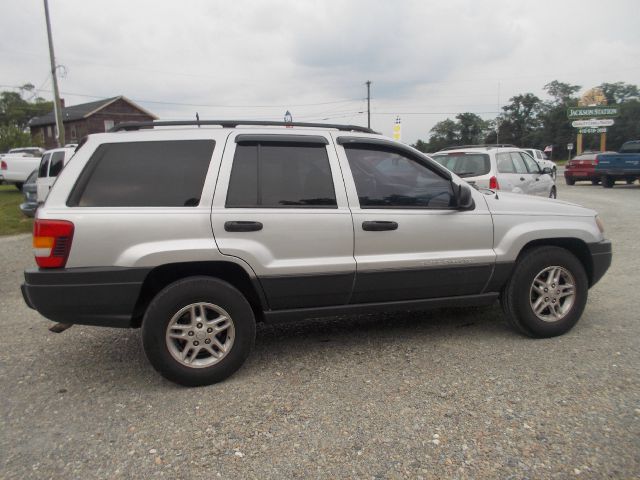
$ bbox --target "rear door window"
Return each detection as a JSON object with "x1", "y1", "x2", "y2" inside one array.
[
  {"x1": 226, "y1": 142, "x2": 337, "y2": 208},
  {"x1": 68, "y1": 140, "x2": 215, "y2": 207},
  {"x1": 38, "y1": 153, "x2": 51, "y2": 178},
  {"x1": 48, "y1": 151, "x2": 66, "y2": 177},
  {"x1": 431, "y1": 153, "x2": 490, "y2": 178},
  {"x1": 496, "y1": 152, "x2": 515, "y2": 173}
]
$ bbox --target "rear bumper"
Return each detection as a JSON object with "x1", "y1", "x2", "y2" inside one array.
[
  {"x1": 564, "y1": 169, "x2": 595, "y2": 179},
  {"x1": 596, "y1": 169, "x2": 640, "y2": 177},
  {"x1": 22, "y1": 267, "x2": 150, "y2": 327},
  {"x1": 588, "y1": 240, "x2": 612, "y2": 287}
]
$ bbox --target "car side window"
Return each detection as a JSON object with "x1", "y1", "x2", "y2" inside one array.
[
  {"x1": 68, "y1": 140, "x2": 215, "y2": 207},
  {"x1": 38, "y1": 153, "x2": 51, "y2": 178},
  {"x1": 510, "y1": 152, "x2": 528, "y2": 174},
  {"x1": 521, "y1": 153, "x2": 541, "y2": 173},
  {"x1": 344, "y1": 145, "x2": 454, "y2": 208},
  {"x1": 49, "y1": 151, "x2": 66, "y2": 177},
  {"x1": 496, "y1": 152, "x2": 515, "y2": 173},
  {"x1": 226, "y1": 142, "x2": 337, "y2": 208}
]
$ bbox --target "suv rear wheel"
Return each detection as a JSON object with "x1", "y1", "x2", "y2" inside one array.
[
  {"x1": 501, "y1": 246, "x2": 588, "y2": 338},
  {"x1": 142, "y1": 276, "x2": 256, "y2": 386}
]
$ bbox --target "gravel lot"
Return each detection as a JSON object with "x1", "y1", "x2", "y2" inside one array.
[{"x1": 1, "y1": 177, "x2": 639, "y2": 479}]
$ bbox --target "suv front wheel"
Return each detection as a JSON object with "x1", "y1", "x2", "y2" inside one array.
[
  {"x1": 501, "y1": 246, "x2": 588, "y2": 338},
  {"x1": 142, "y1": 276, "x2": 256, "y2": 386}
]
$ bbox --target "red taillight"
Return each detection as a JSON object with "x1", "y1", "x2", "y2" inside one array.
[
  {"x1": 1, "y1": 160, "x2": 6, "y2": 170},
  {"x1": 489, "y1": 176, "x2": 500, "y2": 190},
  {"x1": 33, "y1": 219, "x2": 74, "y2": 268},
  {"x1": 594, "y1": 156, "x2": 599, "y2": 165}
]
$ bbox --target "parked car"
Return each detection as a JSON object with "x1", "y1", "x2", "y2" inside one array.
[
  {"x1": 21, "y1": 120, "x2": 611, "y2": 386},
  {"x1": 0, "y1": 147, "x2": 44, "y2": 190},
  {"x1": 522, "y1": 148, "x2": 557, "y2": 179},
  {"x1": 564, "y1": 151, "x2": 616, "y2": 185},
  {"x1": 36, "y1": 147, "x2": 76, "y2": 203},
  {"x1": 19, "y1": 170, "x2": 39, "y2": 217},
  {"x1": 431, "y1": 145, "x2": 557, "y2": 198},
  {"x1": 595, "y1": 141, "x2": 640, "y2": 188}
]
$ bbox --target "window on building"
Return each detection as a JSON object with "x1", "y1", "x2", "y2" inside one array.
[
  {"x1": 46, "y1": 126, "x2": 52, "y2": 138},
  {"x1": 104, "y1": 120, "x2": 115, "y2": 132}
]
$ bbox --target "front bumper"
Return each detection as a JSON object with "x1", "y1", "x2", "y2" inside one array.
[
  {"x1": 22, "y1": 267, "x2": 150, "y2": 328},
  {"x1": 588, "y1": 240, "x2": 612, "y2": 287}
]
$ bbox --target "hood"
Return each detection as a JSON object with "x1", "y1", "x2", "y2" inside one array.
[{"x1": 482, "y1": 191, "x2": 596, "y2": 217}]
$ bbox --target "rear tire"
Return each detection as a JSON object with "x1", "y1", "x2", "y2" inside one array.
[
  {"x1": 501, "y1": 246, "x2": 588, "y2": 338},
  {"x1": 602, "y1": 176, "x2": 614, "y2": 188},
  {"x1": 565, "y1": 177, "x2": 575, "y2": 186},
  {"x1": 142, "y1": 276, "x2": 256, "y2": 386}
]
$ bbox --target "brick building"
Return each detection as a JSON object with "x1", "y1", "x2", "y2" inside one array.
[{"x1": 29, "y1": 96, "x2": 157, "y2": 149}]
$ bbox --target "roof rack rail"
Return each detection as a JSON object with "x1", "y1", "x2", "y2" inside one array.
[
  {"x1": 438, "y1": 144, "x2": 517, "y2": 151},
  {"x1": 110, "y1": 120, "x2": 379, "y2": 134}
]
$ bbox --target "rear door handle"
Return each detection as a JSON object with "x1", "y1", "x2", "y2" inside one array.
[
  {"x1": 520, "y1": 177, "x2": 526, "y2": 181},
  {"x1": 224, "y1": 221, "x2": 263, "y2": 232},
  {"x1": 362, "y1": 221, "x2": 398, "y2": 231}
]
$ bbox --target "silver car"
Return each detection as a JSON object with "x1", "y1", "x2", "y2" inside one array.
[{"x1": 431, "y1": 146, "x2": 557, "y2": 198}]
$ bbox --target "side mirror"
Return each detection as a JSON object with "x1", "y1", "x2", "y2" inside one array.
[
  {"x1": 542, "y1": 167, "x2": 553, "y2": 175},
  {"x1": 456, "y1": 183, "x2": 475, "y2": 210}
]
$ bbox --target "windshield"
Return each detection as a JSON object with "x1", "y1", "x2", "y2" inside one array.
[{"x1": 431, "y1": 153, "x2": 491, "y2": 177}]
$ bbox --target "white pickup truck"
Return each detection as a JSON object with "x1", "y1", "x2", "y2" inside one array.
[{"x1": 0, "y1": 147, "x2": 45, "y2": 189}]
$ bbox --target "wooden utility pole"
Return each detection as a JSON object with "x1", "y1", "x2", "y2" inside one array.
[
  {"x1": 43, "y1": 0, "x2": 65, "y2": 147},
  {"x1": 366, "y1": 80, "x2": 371, "y2": 129}
]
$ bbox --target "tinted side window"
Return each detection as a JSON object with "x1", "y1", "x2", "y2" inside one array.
[
  {"x1": 38, "y1": 153, "x2": 51, "y2": 178},
  {"x1": 510, "y1": 152, "x2": 528, "y2": 174},
  {"x1": 345, "y1": 146, "x2": 454, "y2": 208},
  {"x1": 226, "y1": 143, "x2": 337, "y2": 208},
  {"x1": 49, "y1": 151, "x2": 66, "y2": 177},
  {"x1": 69, "y1": 140, "x2": 214, "y2": 207},
  {"x1": 431, "y1": 153, "x2": 490, "y2": 177}
]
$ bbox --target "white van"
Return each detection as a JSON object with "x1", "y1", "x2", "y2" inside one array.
[{"x1": 36, "y1": 147, "x2": 76, "y2": 203}]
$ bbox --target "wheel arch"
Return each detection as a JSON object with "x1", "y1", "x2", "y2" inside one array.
[
  {"x1": 131, "y1": 261, "x2": 268, "y2": 327},
  {"x1": 517, "y1": 238, "x2": 595, "y2": 287}
]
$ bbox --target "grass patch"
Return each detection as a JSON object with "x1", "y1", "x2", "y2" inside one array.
[{"x1": 0, "y1": 184, "x2": 33, "y2": 236}]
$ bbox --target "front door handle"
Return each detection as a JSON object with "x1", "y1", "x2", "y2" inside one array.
[
  {"x1": 520, "y1": 177, "x2": 526, "y2": 181},
  {"x1": 362, "y1": 221, "x2": 398, "y2": 231},
  {"x1": 224, "y1": 221, "x2": 263, "y2": 232}
]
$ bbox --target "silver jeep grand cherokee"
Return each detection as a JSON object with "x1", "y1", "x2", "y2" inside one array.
[{"x1": 21, "y1": 121, "x2": 612, "y2": 386}]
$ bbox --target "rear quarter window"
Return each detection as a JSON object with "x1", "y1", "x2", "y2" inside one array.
[{"x1": 67, "y1": 140, "x2": 215, "y2": 207}]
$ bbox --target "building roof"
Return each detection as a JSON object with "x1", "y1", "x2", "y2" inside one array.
[{"x1": 29, "y1": 95, "x2": 157, "y2": 127}]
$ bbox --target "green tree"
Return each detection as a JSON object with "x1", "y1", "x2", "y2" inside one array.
[
  {"x1": 486, "y1": 93, "x2": 542, "y2": 147},
  {"x1": 598, "y1": 82, "x2": 639, "y2": 104},
  {"x1": 0, "y1": 85, "x2": 52, "y2": 151},
  {"x1": 544, "y1": 80, "x2": 581, "y2": 105}
]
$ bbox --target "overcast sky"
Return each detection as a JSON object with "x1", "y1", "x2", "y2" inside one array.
[{"x1": 1, "y1": 0, "x2": 639, "y2": 143}]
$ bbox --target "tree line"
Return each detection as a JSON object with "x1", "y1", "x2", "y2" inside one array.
[
  {"x1": 412, "y1": 81, "x2": 640, "y2": 159},
  {"x1": 0, "y1": 84, "x2": 52, "y2": 153}
]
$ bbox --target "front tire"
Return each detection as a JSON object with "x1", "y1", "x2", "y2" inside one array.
[
  {"x1": 548, "y1": 186, "x2": 557, "y2": 199},
  {"x1": 501, "y1": 246, "x2": 588, "y2": 338},
  {"x1": 142, "y1": 276, "x2": 256, "y2": 386},
  {"x1": 602, "y1": 176, "x2": 614, "y2": 188}
]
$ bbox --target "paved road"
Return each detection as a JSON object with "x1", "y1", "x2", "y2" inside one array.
[{"x1": 1, "y1": 179, "x2": 639, "y2": 479}]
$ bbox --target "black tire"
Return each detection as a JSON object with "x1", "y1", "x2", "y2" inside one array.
[
  {"x1": 549, "y1": 186, "x2": 557, "y2": 199},
  {"x1": 142, "y1": 276, "x2": 256, "y2": 386},
  {"x1": 626, "y1": 178, "x2": 635, "y2": 185},
  {"x1": 15, "y1": 182, "x2": 23, "y2": 191},
  {"x1": 601, "y1": 176, "x2": 614, "y2": 188},
  {"x1": 501, "y1": 246, "x2": 588, "y2": 338},
  {"x1": 591, "y1": 179, "x2": 599, "y2": 185},
  {"x1": 565, "y1": 177, "x2": 575, "y2": 186}
]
